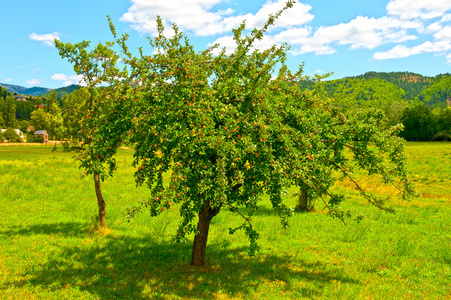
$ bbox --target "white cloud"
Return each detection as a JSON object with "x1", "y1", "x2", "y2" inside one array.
[
  {"x1": 120, "y1": 0, "x2": 313, "y2": 37},
  {"x1": 4, "y1": 78, "x2": 12, "y2": 82},
  {"x1": 447, "y1": 53, "x2": 451, "y2": 63},
  {"x1": 292, "y1": 43, "x2": 336, "y2": 56},
  {"x1": 387, "y1": 0, "x2": 451, "y2": 20},
  {"x1": 26, "y1": 79, "x2": 42, "y2": 86},
  {"x1": 304, "y1": 16, "x2": 419, "y2": 52},
  {"x1": 51, "y1": 73, "x2": 83, "y2": 86},
  {"x1": 373, "y1": 41, "x2": 451, "y2": 60},
  {"x1": 120, "y1": 0, "x2": 451, "y2": 65},
  {"x1": 29, "y1": 32, "x2": 61, "y2": 47},
  {"x1": 434, "y1": 26, "x2": 451, "y2": 41},
  {"x1": 210, "y1": 14, "x2": 420, "y2": 56}
]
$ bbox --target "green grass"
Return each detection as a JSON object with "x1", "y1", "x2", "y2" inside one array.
[{"x1": 0, "y1": 143, "x2": 450, "y2": 299}]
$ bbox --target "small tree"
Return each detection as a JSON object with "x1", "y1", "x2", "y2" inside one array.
[
  {"x1": 121, "y1": 1, "x2": 413, "y2": 266},
  {"x1": 30, "y1": 109, "x2": 49, "y2": 131},
  {"x1": 55, "y1": 22, "x2": 133, "y2": 227},
  {"x1": 61, "y1": 88, "x2": 90, "y2": 140}
]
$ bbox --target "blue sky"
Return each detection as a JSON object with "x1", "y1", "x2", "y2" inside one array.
[{"x1": 1, "y1": 0, "x2": 450, "y2": 89}]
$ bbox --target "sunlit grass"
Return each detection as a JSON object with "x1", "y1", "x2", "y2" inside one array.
[{"x1": 0, "y1": 143, "x2": 450, "y2": 299}]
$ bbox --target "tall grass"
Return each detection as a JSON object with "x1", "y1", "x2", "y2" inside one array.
[{"x1": 0, "y1": 143, "x2": 450, "y2": 299}]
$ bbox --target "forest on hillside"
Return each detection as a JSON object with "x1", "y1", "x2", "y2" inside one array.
[{"x1": 300, "y1": 71, "x2": 451, "y2": 109}]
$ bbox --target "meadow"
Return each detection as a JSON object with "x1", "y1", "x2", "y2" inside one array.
[{"x1": 0, "y1": 143, "x2": 450, "y2": 299}]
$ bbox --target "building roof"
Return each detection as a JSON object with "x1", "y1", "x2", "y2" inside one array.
[
  {"x1": 34, "y1": 130, "x2": 48, "y2": 135},
  {"x1": 13, "y1": 95, "x2": 26, "y2": 101}
]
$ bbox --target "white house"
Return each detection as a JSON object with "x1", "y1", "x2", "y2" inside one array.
[{"x1": 0, "y1": 128, "x2": 24, "y2": 140}]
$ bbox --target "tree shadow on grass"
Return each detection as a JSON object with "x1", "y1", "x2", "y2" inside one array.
[
  {"x1": 0, "y1": 222, "x2": 86, "y2": 238},
  {"x1": 7, "y1": 227, "x2": 360, "y2": 299}
]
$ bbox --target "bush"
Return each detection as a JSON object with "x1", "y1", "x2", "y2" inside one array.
[
  {"x1": 34, "y1": 135, "x2": 44, "y2": 143},
  {"x1": 62, "y1": 141, "x2": 72, "y2": 152},
  {"x1": 433, "y1": 131, "x2": 451, "y2": 141},
  {"x1": 26, "y1": 133, "x2": 35, "y2": 143},
  {"x1": 0, "y1": 131, "x2": 4, "y2": 142}
]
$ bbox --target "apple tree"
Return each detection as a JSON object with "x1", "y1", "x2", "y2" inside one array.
[
  {"x1": 54, "y1": 21, "x2": 134, "y2": 227},
  {"x1": 120, "y1": 1, "x2": 413, "y2": 266}
]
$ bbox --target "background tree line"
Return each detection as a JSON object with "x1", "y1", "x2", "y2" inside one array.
[
  {"x1": 300, "y1": 73, "x2": 451, "y2": 141},
  {"x1": 2, "y1": 71, "x2": 450, "y2": 142}
]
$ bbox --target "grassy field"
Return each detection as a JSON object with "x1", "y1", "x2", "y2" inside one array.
[{"x1": 0, "y1": 143, "x2": 450, "y2": 299}]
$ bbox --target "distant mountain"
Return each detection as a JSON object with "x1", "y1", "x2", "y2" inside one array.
[
  {"x1": 0, "y1": 83, "x2": 80, "y2": 98},
  {"x1": 0, "y1": 83, "x2": 52, "y2": 96},
  {"x1": 0, "y1": 83, "x2": 28, "y2": 94},
  {"x1": 42, "y1": 84, "x2": 80, "y2": 98}
]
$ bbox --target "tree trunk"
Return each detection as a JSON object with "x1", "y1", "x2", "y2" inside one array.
[
  {"x1": 94, "y1": 172, "x2": 106, "y2": 227},
  {"x1": 297, "y1": 187, "x2": 309, "y2": 211},
  {"x1": 191, "y1": 202, "x2": 220, "y2": 266},
  {"x1": 295, "y1": 182, "x2": 314, "y2": 212}
]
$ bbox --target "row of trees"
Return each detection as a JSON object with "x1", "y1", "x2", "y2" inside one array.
[
  {"x1": 0, "y1": 93, "x2": 19, "y2": 128},
  {"x1": 53, "y1": 1, "x2": 414, "y2": 266},
  {"x1": 304, "y1": 77, "x2": 451, "y2": 139},
  {"x1": 401, "y1": 105, "x2": 451, "y2": 141}
]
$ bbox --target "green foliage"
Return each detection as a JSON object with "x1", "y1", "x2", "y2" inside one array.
[
  {"x1": 303, "y1": 72, "x2": 451, "y2": 114},
  {"x1": 109, "y1": 4, "x2": 413, "y2": 262},
  {"x1": 34, "y1": 135, "x2": 44, "y2": 143},
  {"x1": 400, "y1": 105, "x2": 437, "y2": 141},
  {"x1": 357, "y1": 71, "x2": 432, "y2": 100},
  {"x1": 60, "y1": 88, "x2": 89, "y2": 140},
  {"x1": 19, "y1": 120, "x2": 30, "y2": 133},
  {"x1": 42, "y1": 84, "x2": 80, "y2": 98},
  {"x1": 15, "y1": 100, "x2": 36, "y2": 120},
  {"x1": 55, "y1": 31, "x2": 132, "y2": 180},
  {"x1": 318, "y1": 77, "x2": 405, "y2": 112},
  {"x1": 434, "y1": 107, "x2": 451, "y2": 140},
  {"x1": 30, "y1": 109, "x2": 49, "y2": 130},
  {"x1": 26, "y1": 133, "x2": 35, "y2": 142},
  {"x1": 417, "y1": 75, "x2": 451, "y2": 109},
  {"x1": 0, "y1": 86, "x2": 10, "y2": 99},
  {"x1": 0, "y1": 95, "x2": 18, "y2": 128}
]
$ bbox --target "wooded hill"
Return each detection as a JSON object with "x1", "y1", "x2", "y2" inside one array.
[
  {"x1": 0, "y1": 83, "x2": 52, "y2": 97},
  {"x1": 0, "y1": 83, "x2": 79, "y2": 99},
  {"x1": 300, "y1": 72, "x2": 451, "y2": 109}
]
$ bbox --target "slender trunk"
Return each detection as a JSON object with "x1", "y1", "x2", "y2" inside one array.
[
  {"x1": 93, "y1": 172, "x2": 106, "y2": 227},
  {"x1": 295, "y1": 181, "x2": 313, "y2": 212},
  {"x1": 191, "y1": 202, "x2": 220, "y2": 266},
  {"x1": 297, "y1": 187, "x2": 309, "y2": 211}
]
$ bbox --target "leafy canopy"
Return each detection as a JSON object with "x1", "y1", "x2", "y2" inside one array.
[{"x1": 121, "y1": 1, "x2": 413, "y2": 254}]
